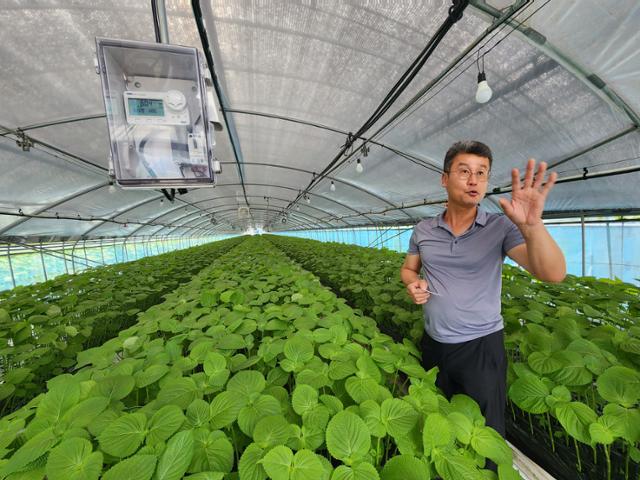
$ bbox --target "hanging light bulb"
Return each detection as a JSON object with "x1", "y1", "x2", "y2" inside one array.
[
  {"x1": 356, "y1": 158, "x2": 363, "y2": 173},
  {"x1": 475, "y1": 71, "x2": 493, "y2": 104},
  {"x1": 296, "y1": 205, "x2": 300, "y2": 211},
  {"x1": 108, "y1": 183, "x2": 116, "y2": 193},
  {"x1": 330, "y1": 181, "x2": 336, "y2": 192},
  {"x1": 305, "y1": 195, "x2": 311, "y2": 204}
]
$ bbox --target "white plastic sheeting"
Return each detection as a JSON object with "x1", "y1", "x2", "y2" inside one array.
[{"x1": 0, "y1": 0, "x2": 638, "y2": 240}]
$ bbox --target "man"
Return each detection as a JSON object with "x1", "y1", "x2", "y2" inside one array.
[{"x1": 400, "y1": 140, "x2": 566, "y2": 441}]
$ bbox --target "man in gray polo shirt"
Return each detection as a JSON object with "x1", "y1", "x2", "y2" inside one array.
[{"x1": 400, "y1": 140, "x2": 566, "y2": 444}]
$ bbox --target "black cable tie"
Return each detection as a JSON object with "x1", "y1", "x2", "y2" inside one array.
[
  {"x1": 18, "y1": 208, "x2": 23, "y2": 215},
  {"x1": 583, "y1": 167, "x2": 589, "y2": 179}
]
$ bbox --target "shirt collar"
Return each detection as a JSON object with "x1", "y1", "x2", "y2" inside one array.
[{"x1": 435, "y1": 207, "x2": 488, "y2": 229}]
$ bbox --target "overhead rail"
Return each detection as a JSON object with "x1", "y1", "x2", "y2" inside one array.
[
  {"x1": 190, "y1": 0, "x2": 252, "y2": 222},
  {"x1": 271, "y1": 0, "x2": 487, "y2": 228}
]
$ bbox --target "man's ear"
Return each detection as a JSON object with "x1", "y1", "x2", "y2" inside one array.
[{"x1": 441, "y1": 173, "x2": 447, "y2": 188}]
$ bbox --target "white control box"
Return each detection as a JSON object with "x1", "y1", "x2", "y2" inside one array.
[{"x1": 95, "y1": 37, "x2": 217, "y2": 188}]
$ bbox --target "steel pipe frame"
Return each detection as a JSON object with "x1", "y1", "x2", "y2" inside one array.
[
  {"x1": 158, "y1": 204, "x2": 330, "y2": 237},
  {"x1": 138, "y1": 194, "x2": 351, "y2": 239},
  {"x1": 220, "y1": 161, "x2": 413, "y2": 219},
  {"x1": 129, "y1": 182, "x2": 373, "y2": 238},
  {"x1": 0, "y1": 181, "x2": 109, "y2": 237}
]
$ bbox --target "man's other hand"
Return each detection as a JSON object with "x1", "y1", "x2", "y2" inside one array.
[{"x1": 407, "y1": 279, "x2": 430, "y2": 304}]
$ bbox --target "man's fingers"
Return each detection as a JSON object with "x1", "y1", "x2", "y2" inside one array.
[
  {"x1": 511, "y1": 168, "x2": 521, "y2": 193},
  {"x1": 541, "y1": 170, "x2": 558, "y2": 197},
  {"x1": 523, "y1": 158, "x2": 535, "y2": 188},
  {"x1": 533, "y1": 161, "x2": 547, "y2": 190}
]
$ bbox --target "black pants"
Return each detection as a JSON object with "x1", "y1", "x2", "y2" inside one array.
[{"x1": 421, "y1": 329, "x2": 507, "y2": 437}]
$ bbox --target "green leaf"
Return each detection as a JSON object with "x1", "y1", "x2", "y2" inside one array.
[
  {"x1": 380, "y1": 399, "x2": 418, "y2": 438},
  {"x1": 284, "y1": 337, "x2": 314, "y2": 364},
  {"x1": 36, "y1": 381, "x2": 81, "y2": 424},
  {"x1": 469, "y1": 426, "x2": 512, "y2": 465},
  {"x1": 253, "y1": 415, "x2": 292, "y2": 449},
  {"x1": 602, "y1": 404, "x2": 640, "y2": 443},
  {"x1": 447, "y1": 412, "x2": 473, "y2": 445},
  {"x1": 555, "y1": 401, "x2": 597, "y2": 444},
  {"x1": 331, "y1": 462, "x2": 379, "y2": 480},
  {"x1": 157, "y1": 377, "x2": 199, "y2": 409},
  {"x1": 422, "y1": 413, "x2": 453, "y2": 457},
  {"x1": 359, "y1": 401, "x2": 386, "y2": 438},
  {"x1": 345, "y1": 377, "x2": 379, "y2": 404},
  {"x1": 155, "y1": 430, "x2": 194, "y2": 480},
  {"x1": 148, "y1": 405, "x2": 185, "y2": 445},
  {"x1": 0, "y1": 383, "x2": 16, "y2": 401},
  {"x1": 227, "y1": 370, "x2": 266, "y2": 400},
  {"x1": 527, "y1": 351, "x2": 562, "y2": 374},
  {"x1": 102, "y1": 454, "x2": 157, "y2": 480},
  {"x1": 136, "y1": 365, "x2": 170, "y2": 388},
  {"x1": 325, "y1": 411, "x2": 371, "y2": 465},
  {"x1": 292, "y1": 384, "x2": 319, "y2": 416},
  {"x1": 187, "y1": 399, "x2": 212, "y2": 428},
  {"x1": 203, "y1": 352, "x2": 227, "y2": 376},
  {"x1": 380, "y1": 455, "x2": 431, "y2": 480},
  {"x1": 45, "y1": 437, "x2": 102, "y2": 480},
  {"x1": 508, "y1": 376, "x2": 550, "y2": 414},
  {"x1": 260, "y1": 445, "x2": 293, "y2": 480},
  {"x1": 238, "y1": 395, "x2": 282, "y2": 437},
  {"x1": 210, "y1": 391, "x2": 243, "y2": 429},
  {"x1": 596, "y1": 366, "x2": 640, "y2": 407},
  {"x1": 0, "y1": 427, "x2": 58, "y2": 477},
  {"x1": 98, "y1": 412, "x2": 147, "y2": 458},
  {"x1": 239, "y1": 443, "x2": 267, "y2": 480},
  {"x1": 589, "y1": 420, "x2": 616, "y2": 445},
  {"x1": 432, "y1": 448, "x2": 481, "y2": 480},
  {"x1": 95, "y1": 375, "x2": 136, "y2": 401},
  {"x1": 61, "y1": 396, "x2": 110, "y2": 428},
  {"x1": 202, "y1": 431, "x2": 234, "y2": 473},
  {"x1": 550, "y1": 351, "x2": 592, "y2": 386},
  {"x1": 290, "y1": 449, "x2": 325, "y2": 480}
]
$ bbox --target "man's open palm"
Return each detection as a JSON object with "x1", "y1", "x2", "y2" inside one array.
[{"x1": 499, "y1": 159, "x2": 557, "y2": 227}]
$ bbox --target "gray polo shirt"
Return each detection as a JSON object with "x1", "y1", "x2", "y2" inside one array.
[{"x1": 407, "y1": 208, "x2": 524, "y2": 343}]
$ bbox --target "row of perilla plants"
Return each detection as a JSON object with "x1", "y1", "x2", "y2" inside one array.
[
  {"x1": 0, "y1": 237, "x2": 521, "y2": 480},
  {"x1": 0, "y1": 237, "x2": 243, "y2": 415},
  {"x1": 267, "y1": 235, "x2": 640, "y2": 479}
]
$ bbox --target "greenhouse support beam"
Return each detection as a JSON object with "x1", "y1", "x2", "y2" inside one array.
[
  {"x1": 223, "y1": 109, "x2": 443, "y2": 174},
  {"x1": 39, "y1": 241, "x2": 47, "y2": 281},
  {"x1": 191, "y1": 0, "x2": 253, "y2": 219},
  {"x1": 220, "y1": 162, "x2": 413, "y2": 220},
  {"x1": 213, "y1": 182, "x2": 377, "y2": 225},
  {"x1": 5, "y1": 244, "x2": 16, "y2": 289},
  {"x1": 310, "y1": 0, "x2": 530, "y2": 189},
  {"x1": 581, "y1": 214, "x2": 586, "y2": 277},
  {"x1": 0, "y1": 181, "x2": 109, "y2": 237}
]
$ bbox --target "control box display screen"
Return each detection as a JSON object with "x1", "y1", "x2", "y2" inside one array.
[{"x1": 127, "y1": 98, "x2": 165, "y2": 116}]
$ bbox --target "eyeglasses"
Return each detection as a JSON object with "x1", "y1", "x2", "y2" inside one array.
[{"x1": 446, "y1": 167, "x2": 490, "y2": 182}]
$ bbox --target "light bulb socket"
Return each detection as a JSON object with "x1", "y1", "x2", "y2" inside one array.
[{"x1": 477, "y1": 71, "x2": 486, "y2": 83}]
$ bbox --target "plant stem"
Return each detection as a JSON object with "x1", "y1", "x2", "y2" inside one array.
[
  {"x1": 545, "y1": 411, "x2": 555, "y2": 452},
  {"x1": 528, "y1": 412, "x2": 533, "y2": 436},
  {"x1": 574, "y1": 438, "x2": 582, "y2": 472},
  {"x1": 604, "y1": 444, "x2": 611, "y2": 480}
]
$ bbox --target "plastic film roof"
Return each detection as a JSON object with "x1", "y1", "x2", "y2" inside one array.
[{"x1": 0, "y1": 0, "x2": 638, "y2": 241}]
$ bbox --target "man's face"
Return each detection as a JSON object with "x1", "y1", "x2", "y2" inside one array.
[{"x1": 441, "y1": 153, "x2": 491, "y2": 208}]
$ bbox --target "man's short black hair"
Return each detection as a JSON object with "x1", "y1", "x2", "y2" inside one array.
[{"x1": 444, "y1": 141, "x2": 493, "y2": 172}]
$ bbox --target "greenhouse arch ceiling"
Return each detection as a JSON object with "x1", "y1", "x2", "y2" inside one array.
[{"x1": 0, "y1": 0, "x2": 638, "y2": 241}]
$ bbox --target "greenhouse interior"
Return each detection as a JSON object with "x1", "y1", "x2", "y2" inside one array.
[{"x1": 1, "y1": 1, "x2": 639, "y2": 479}]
